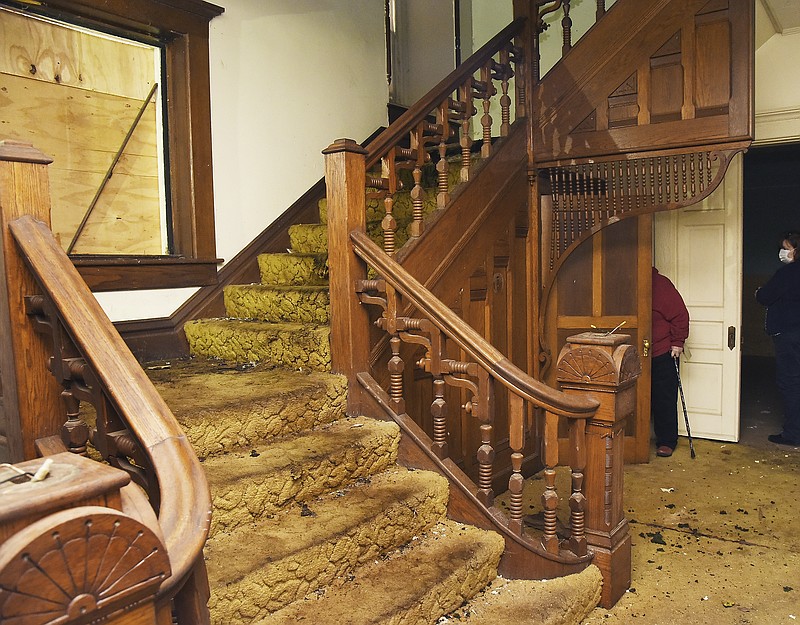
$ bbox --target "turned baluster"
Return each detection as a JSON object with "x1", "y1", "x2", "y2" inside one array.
[
  {"x1": 462, "y1": 368, "x2": 494, "y2": 506},
  {"x1": 435, "y1": 101, "x2": 451, "y2": 208},
  {"x1": 60, "y1": 385, "x2": 89, "y2": 456},
  {"x1": 497, "y1": 50, "x2": 512, "y2": 137},
  {"x1": 596, "y1": 0, "x2": 606, "y2": 21},
  {"x1": 458, "y1": 81, "x2": 474, "y2": 182},
  {"x1": 567, "y1": 416, "x2": 587, "y2": 556},
  {"x1": 508, "y1": 44, "x2": 525, "y2": 118},
  {"x1": 479, "y1": 63, "x2": 494, "y2": 158},
  {"x1": 380, "y1": 150, "x2": 399, "y2": 255},
  {"x1": 431, "y1": 377, "x2": 448, "y2": 459},
  {"x1": 561, "y1": 1, "x2": 572, "y2": 56},
  {"x1": 409, "y1": 169, "x2": 425, "y2": 239},
  {"x1": 388, "y1": 335, "x2": 405, "y2": 415},
  {"x1": 507, "y1": 393, "x2": 525, "y2": 535},
  {"x1": 541, "y1": 409, "x2": 560, "y2": 554}
]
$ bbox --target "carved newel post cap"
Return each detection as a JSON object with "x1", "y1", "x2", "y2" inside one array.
[
  {"x1": 322, "y1": 138, "x2": 368, "y2": 155},
  {"x1": 556, "y1": 332, "x2": 641, "y2": 388}
]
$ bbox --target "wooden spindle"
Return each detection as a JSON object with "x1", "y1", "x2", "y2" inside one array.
[
  {"x1": 382, "y1": 194, "x2": 397, "y2": 255},
  {"x1": 459, "y1": 81, "x2": 474, "y2": 183},
  {"x1": 541, "y1": 410, "x2": 560, "y2": 554},
  {"x1": 476, "y1": 423, "x2": 495, "y2": 506},
  {"x1": 431, "y1": 376, "x2": 448, "y2": 459},
  {"x1": 480, "y1": 64, "x2": 494, "y2": 158},
  {"x1": 436, "y1": 102, "x2": 451, "y2": 208},
  {"x1": 561, "y1": 1, "x2": 572, "y2": 56},
  {"x1": 409, "y1": 163, "x2": 425, "y2": 239},
  {"x1": 498, "y1": 49, "x2": 512, "y2": 137},
  {"x1": 507, "y1": 393, "x2": 525, "y2": 535},
  {"x1": 596, "y1": 0, "x2": 606, "y2": 21},
  {"x1": 388, "y1": 335, "x2": 405, "y2": 415},
  {"x1": 568, "y1": 416, "x2": 587, "y2": 556},
  {"x1": 60, "y1": 387, "x2": 89, "y2": 456}
]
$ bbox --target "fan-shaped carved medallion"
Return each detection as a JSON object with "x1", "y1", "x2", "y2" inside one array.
[
  {"x1": 0, "y1": 506, "x2": 170, "y2": 624},
  {"x1": 557, "y1": 346, "x2": 617, "y2": 384}
]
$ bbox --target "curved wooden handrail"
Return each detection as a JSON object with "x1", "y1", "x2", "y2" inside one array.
[
  {"x1": 8, "y1": 215, "x2": 211, "y2": 600},
  {"x1": 350, "y1": 230, "x2": 598, "y2": 420},
  {"x1": 364, "y1": 17, "x2": 526, "y2": 171}
]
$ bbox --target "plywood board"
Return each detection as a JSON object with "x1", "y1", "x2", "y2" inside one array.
[
  {"x1": 0, "y1": 71, "x2": 163, "y2": 254},
  {"x1": 0, "y1": 8, "x2": 165, "y2": 255},
  {"x1": 0, "y1": 8, "x2": 156, "y2": 100}
]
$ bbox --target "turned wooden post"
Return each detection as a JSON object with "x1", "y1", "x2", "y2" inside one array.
[
  {"x1": 0, "y1": 141, "x2": 63, "y2": 462},
  {"x1": 556, "y1": 332, "x2": 641, "y2": 608},
  {"x1": 323, "y1": 139, "x2": 370, "y2": 415}
]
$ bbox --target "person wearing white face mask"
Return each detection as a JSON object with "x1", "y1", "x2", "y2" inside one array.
[{"x1": 756, "y1": 230, "x2": 800, "y2": 446}]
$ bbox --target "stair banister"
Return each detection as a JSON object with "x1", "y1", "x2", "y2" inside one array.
[
  {"x1": 8, "y1": 215, "x2": 212, "y2": 617},
  {"x1": 363, "y1": 18, "x2": 527, "y2": 173},
  {"x1": 0, "y1": 144, "x2": 211, "y2": 622},
  {"x1": 350, "y1": 231, "x2": 597, "y2": 420}
]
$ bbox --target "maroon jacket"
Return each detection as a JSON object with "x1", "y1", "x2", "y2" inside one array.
[{"x1": 652, "y1": 267, "x2": 689, "y2": 358}]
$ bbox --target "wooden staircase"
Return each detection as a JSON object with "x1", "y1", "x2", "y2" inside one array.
[
  {"x1": 147, "y1": 189, "x2": 603, "y2": 622},
  {"x1": 0, "y1": 1, "x2": 754, "y2": 623}
]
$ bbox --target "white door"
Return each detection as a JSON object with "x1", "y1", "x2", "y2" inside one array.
[{"x1": 654, "y1": 153, "x2": 743, "y2": 442}]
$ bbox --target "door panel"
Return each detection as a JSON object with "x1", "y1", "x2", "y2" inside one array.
[
  {"x1": 544, "y1": 214, "x2": 653, "y2": 463},
  {"x1": 654, "y1": 154, "x2": 743, "y2": 442}
]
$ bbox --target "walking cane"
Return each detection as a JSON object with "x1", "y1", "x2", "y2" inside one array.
[{"x1": 674, "y1": 357, "x2": 696, "y2": 459}]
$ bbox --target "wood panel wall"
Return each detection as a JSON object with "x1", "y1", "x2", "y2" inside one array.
[{"x1": 0, "y1": 8, "x2": 163, "y2": 254}]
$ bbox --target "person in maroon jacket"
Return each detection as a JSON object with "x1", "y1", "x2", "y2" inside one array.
[{"x1": 651, "y1": 267, "x2": 690, "y2": 457}]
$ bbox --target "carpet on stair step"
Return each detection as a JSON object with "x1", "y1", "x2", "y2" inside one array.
[
  {"x1": 257, "y1": 252, "x2": 328, "y2": 286},
  {"x1": 204, "y1": 416, "x2": 401, "y2": 535},
  {"x1": 145, "y1": 359, "x2": 346, "y2": 458},
  {"x1": 254, "y1": 519, "x2": 505, "y2": 625},
  {"x1": 184, "y1": 318, "x2": 331, "y2": 371},
  {"x1": 440, "y1": 565, "x2": 603, "y2": 625},
  {"x1": 224, "y1": 284, "x2": 330, "y2": 324},
  {"x1": 205, "y1": 468, "x2": 450, "y2": 624}
]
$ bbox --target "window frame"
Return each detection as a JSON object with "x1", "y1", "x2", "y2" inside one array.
[{"x1": 5, "y1": 0, "x2": 224, "y2": 291}]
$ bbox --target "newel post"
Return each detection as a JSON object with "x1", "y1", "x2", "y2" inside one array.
[
  {"x1": 0, "y1": 141, "x2": 63, "y2": 462},
  {"x1": 323, "y1": 139, "x2": 370, "y2": 415},
  {"x1": 556, "y1": 332, "x2": 641, "y2": 608}
]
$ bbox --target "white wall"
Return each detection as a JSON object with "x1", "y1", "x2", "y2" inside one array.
[
  {"x1": 97, "y1": 0, "x2": 388, "y2": 321},
  {"x1": 754, "y1": 29, "x2": 800, "y2": 144}
]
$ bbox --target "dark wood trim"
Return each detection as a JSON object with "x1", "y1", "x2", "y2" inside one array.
[
  {"x1": 74, "y1": 257, "x2": 222, "y2": 291},
  {"x1": 9, "y1": 0, "x2": 225, "y2": 289}
]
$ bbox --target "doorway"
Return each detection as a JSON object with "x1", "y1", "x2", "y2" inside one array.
[{"x1": 740, "y1": 143, "x2": 800, "y2": 445}]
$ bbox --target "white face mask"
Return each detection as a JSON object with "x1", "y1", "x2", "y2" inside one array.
[{"x1": 779, "y1": 248, "x2": 793, "y2": 264}]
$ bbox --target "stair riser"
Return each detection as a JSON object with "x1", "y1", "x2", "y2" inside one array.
[
  {"x1": 184, "y1": 320, "x2": 331, "y2": 371},
  {"x1": 258, "y1": 253, "x2": 328, "y2": 286},
  {"x1": 288, "y1": 224, "x2": 327, "y2": 254},
  {"x1": 224, "y1": 285, "x2": 330, "y2": 324}
]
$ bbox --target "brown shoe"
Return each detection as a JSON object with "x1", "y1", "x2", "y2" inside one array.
[{"x1": 656, "y1": 445, "x2": 673, "y2": 457}]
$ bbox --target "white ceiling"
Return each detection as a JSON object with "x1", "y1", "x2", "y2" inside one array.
[{"x1": 759, "y1": 0, "x2": 800, "y2": 34}]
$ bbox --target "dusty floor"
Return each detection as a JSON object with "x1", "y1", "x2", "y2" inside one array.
[{"x1": 582, "y1": 356, "x2": 800, "y2": 624}]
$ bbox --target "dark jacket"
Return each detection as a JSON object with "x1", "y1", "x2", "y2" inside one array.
[
  {"x1": 756, "y1": 260, "x2": 800, "y2": 335},
  {"x1": 652, "y1": 267, "x2": 690, "y2": 358}
]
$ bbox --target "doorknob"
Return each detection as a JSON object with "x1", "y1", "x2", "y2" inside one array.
[
  {"x1": 643, "y1": 338, "x2": 650, "y2": 357},
  {"x1": 728, "y1": 326, "x2": 736, "y2": 350}
]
